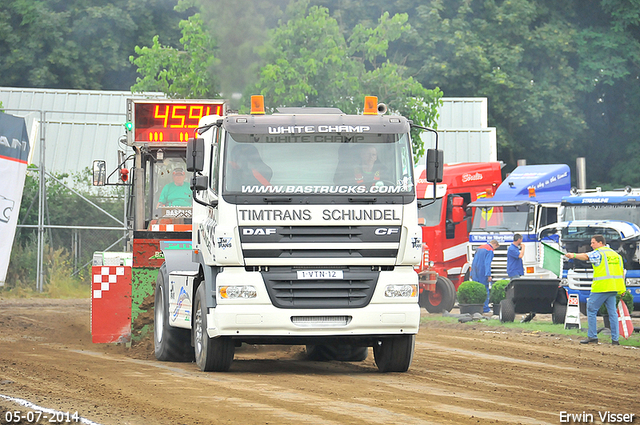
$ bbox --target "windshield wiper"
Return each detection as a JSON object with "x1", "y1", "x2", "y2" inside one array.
[
  {"x1": 262, "y1": 196, "x2": 292, "y2": 204},
  {"x1": 349, "y1": 197, "x2": 377, "y2": 204},
  {"x1": 480, "y1": 226, "x2": 513, "y2": 231}
]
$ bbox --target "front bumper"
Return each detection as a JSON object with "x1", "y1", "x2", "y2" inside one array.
[{"x1": 206, "y1": 266, "x2": 420, "y2": 339}]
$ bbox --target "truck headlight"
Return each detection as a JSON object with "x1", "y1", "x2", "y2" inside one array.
[
  {"x1": 385, "y1": 284, "x2": 418, "y2": 298},
  {"x1": 219, "y1": 285, "x2": 257, "y2": 299}
]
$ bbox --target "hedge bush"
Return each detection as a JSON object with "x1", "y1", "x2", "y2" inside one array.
[
  {"x1": 489, "y1": 280, "x2": 510, "y2": 305},
  {"x1": 457, "y1": 281, "x2": 487, "y2": 304}
]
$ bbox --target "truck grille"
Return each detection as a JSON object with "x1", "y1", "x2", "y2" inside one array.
[
  {"x1": 469, "y1": 244, "x2": 509, "y2": 280},
  {"x1": 260, "y1": 266, "x2": 378, "y2": 309},
  {"x1": 567, "y1": 269, "x2": 594, "y2": 290},
  {"x1": 240, "y1": 226, "x2": 400, "y2": 263}
]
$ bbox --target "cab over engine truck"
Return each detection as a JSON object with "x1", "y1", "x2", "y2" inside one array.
[
  {"x1": 467, "y1": 164, "x2": 571, "y2": 280},
  {"x1": 155, "y1": 95, "x2": 442, "y2": 372},
  {"x1": 414, "y1": 162, "x2": 503, "y2": 312},
  {"x1": 540, "y1": 187, "x2": 640, "y2": 312}
]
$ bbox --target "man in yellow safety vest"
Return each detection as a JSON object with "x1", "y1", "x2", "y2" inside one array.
[{"x1": 565, "y1": 235, "x2": 626, "y2": 345}]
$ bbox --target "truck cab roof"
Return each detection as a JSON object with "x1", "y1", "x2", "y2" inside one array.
[{"x1": 471, "y1": 164, "x2": 570, "y2": 206}]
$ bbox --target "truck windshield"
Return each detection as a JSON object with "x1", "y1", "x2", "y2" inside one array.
[
  {"x1": 418, "y1": 199, "x2": 443, "y2": 227},
  {"x1": 222, "y1": 132, "x2": 414, "y2": 196},
  {"x1": 562, "y1": 204, "x2": 640, "y2": 225},
  {"x1": 471, "y1": 205, "x2": 534, "y2": 232},
  {"x1": 148, "y1": 155, "x2": 192, "y2": 225}
]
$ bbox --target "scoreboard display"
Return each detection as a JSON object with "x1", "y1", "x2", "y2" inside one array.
[{"x1": 129, "y1": 100, "x2": 225, "y2": 144}]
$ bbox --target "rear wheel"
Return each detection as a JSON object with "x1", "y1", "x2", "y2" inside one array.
[
  {"x1": 499, "y1": 299, "x2": 515, "y2": 323},
  {"x1": 424, "y1": 276, "x2": 456, "y2": 313},
  {"x1": 194, "y1": 284, "x2": 235, "y2": 372},
  {"x1": 552, "y1": 302, "x2": 567, "y2": 325},
  {"x1": 306, "y1": 344, "x2": 368, "y2": 362},
  {"x1": 154, "y1": 265, "x2": 194, "y2": 362},
  {"x1": 373, "y1": 335, "x2": 415, "y2": 373}
]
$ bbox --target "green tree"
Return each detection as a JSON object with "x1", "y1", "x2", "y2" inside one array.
[
  {"x1": 0, "y1": 0, "x2": 190, "y2": 90},
  {"x1": 249, "y1": 1, "x2": 442, "y2": 161},
  {"x1": 394, "y1": 0, "x2": 640, "y2": 185},
  {"x1": 309, "y1": 0, "x2": 640, "y2": 186},
  {"x1": 130, "y1": 13, "x2": 219, "y2": 98}
]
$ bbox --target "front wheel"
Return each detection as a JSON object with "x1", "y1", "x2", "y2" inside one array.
[
  {"x1": 154, "y1": 265, "x2": 194, "y2": 362},
  {"x1": 373, "y1": 335, "x2": 415, "y2": 372},
  {"x1": 499, "y1": 299, "x2": 515, "y2": 323},
  {"x1": 194, "y1": 284, "x2": 235, "y2": 372},
  {"x1": 423, "y1": 276, "x2": 456, "y2": 313}
]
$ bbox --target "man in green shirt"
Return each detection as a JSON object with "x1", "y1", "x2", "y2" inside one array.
[{"x1": 157, "y1": 168, "x2": 192, "y2": 207}]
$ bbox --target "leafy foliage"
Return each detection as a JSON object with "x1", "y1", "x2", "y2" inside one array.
[
  {"x1": 0, "y1": 0, "x2": 191, "y2": 90},
  {"x1": 248, "y1": 1, "x2": 442, "y2": 162},
  {"x1": 402, "y1": 0, "x2": 640, "y2": 184},
  {"x1": 489, "y1": 279, "x2": 510, "y2": 305},
  {"x1": 130, "y1": 13, "x2": 218, "y2": 98},
  {"x1": 457, "y1": 280, "x2": 487, "y2": 304}
]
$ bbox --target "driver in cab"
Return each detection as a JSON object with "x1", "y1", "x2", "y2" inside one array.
[
  {"x1": 354, "y1": 146, "x2": 385, "y2": 186},
  {"x1": 157, "y1": 168, "x2": 192, "y2": 208}
]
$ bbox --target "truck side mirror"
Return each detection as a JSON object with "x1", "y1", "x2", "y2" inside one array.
[
  {"x1": 92, "y1": 160, "x2": 106, "y2": 186},
  {"x1": 451, "y1": 206, "x2": 465, "y2": 223},
  {"x1": 191, "y1": 175, "x2": 208, "y2": 191},
  {"x1": 426, "y1": 149, "x2": 443, "y2": 183},
  {"x1": 186, "y1": 138, "x2": 205, "y2": 172}
]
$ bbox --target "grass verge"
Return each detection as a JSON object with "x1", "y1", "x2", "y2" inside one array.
[{"x1": 421, "y1": 314, "x2": 640, "y2": 347}]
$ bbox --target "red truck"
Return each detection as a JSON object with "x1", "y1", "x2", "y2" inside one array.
[{"x1": 415, "y1": 162, "x2": 503, "y2": 312}]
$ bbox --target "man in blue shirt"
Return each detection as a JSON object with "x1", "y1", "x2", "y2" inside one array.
[
  {"x1": 471, "y1": 239, "x2": 500, "y2": 313},
  {"x1": 507, "y1": 233, "x2": 525, "y2": 278}
]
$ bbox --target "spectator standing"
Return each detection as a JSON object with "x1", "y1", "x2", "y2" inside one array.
[
  {"x1": 471, "y1": 239, "x2": 500, "y2": 313},
  {"x1": 507, "y1": 233, "x2": 525, "y2": 278}
]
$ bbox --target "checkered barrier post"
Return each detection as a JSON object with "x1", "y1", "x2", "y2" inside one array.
[
  {"x1": 91, "y1": 266, "x2": 132, "y2": 343},
  {"x1": 564, "y1": 293, "x2": 581, "y2": 330}
]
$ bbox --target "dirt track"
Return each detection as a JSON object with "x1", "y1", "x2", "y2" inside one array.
[{"x1": 0, "y1": 298, "x2": 638, "y2": 425}]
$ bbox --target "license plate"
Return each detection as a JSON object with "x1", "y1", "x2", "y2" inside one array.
[{"x1": 296, "y1": 270, "x2": 344, "y2": 279}]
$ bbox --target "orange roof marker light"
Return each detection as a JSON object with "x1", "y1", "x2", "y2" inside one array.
[
  {"x1": 528, "y1": 187, "x2": 536, "y2": 198},
  {"x1": 251, "y1": 95, "x2": 265, "y2": 115},
  {"x1": 364, "y1": 96, "x2": 378, "y2": 115}
]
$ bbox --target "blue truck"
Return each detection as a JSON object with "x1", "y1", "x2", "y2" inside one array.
[
  {"x1": 540, "y1": 188, "x2": 640, "y2": 312},
  {"x1": 467, "y1": 164, "x2": 572, "y2": 280}
]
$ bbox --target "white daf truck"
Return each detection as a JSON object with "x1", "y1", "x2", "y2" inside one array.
[{"x1": 154, "y1": 96, "x2": 441, "y2": 372}]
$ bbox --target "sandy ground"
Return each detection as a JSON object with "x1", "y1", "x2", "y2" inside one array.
[{"x1": 0, "y1": 298, "x2": 639, "y2": 425}]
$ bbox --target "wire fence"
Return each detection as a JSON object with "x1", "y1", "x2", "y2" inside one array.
[{"x1": 7, "y1": 226, "x2": 127, "y2": 290}]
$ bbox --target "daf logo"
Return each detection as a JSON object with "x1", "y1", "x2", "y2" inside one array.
[
  {"x1": 243, "y1": 228, "x2": 277, "y2": 236},
  {"x1": 375, "y1": 228, "x2": 399, "y2": 236}
]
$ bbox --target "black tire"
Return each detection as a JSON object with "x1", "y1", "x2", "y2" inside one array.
[
  {"x1": 194, "y1": 284, "x2": 235, "y2": 372},
  {"x1": 154, "y1": 264, "x2": 194, "y2": 362},
  {"x1": 424, "y1": 276, "x2": 456, "y2": 313},
  {"x1": 552, "y1": 302, "x2": 567, "y2": 325},
  {"x1": 306, "y1": 344, "x2": 369, "y2": 362},
  {"x1": 373, "y1": 335, "x2": 415, "y2": 373},
  {"x1": 499, "y1": 299, "x2": 515, "y2": 323}
]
